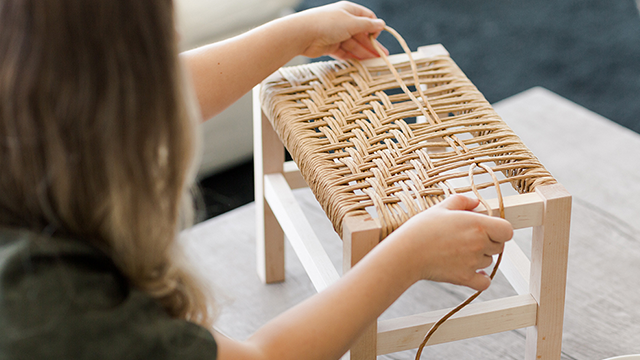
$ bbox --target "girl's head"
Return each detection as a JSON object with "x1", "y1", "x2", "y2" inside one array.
[{"x1": 0, "y1": 0, "x2": 212, "y2": 326}]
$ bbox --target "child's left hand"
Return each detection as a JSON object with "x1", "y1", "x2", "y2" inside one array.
[{"x1": 295, "y1": 1, "x2": 389, "y2": 60}]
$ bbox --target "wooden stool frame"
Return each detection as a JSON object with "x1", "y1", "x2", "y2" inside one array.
[{"x1": 253, "y1": 44, "x2": 571, "y2": 359}]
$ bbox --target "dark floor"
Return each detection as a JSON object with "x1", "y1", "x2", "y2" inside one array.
[
  {"x1": 196, "y1": 160, "x2": 255, "y2": 221},
  {"x1": 198, "y1": 0, "x2": 640, "y2": 220}
]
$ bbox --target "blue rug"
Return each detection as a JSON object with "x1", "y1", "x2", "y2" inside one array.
[{"x1": 298, "y1": 0, "x2": 640, "y2": 133}]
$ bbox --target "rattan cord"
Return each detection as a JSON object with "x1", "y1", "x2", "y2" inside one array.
[{"x1": 261, "y1": 31, "x2": 555, "y2": 240}]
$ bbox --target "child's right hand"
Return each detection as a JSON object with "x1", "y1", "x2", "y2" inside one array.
[{"x1": 387, "y1": 195, "x2": 513, "y2": 291}]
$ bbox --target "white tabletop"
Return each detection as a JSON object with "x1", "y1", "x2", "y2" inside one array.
[{"x1": 184, "y1": 87, "x2": 640, "y2": 359}]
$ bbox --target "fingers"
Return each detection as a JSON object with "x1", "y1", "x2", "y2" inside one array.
[
  {"x1": 352, "y1": 32, "x2": 382, "y2": 58},
  {"x1": 334, "y1": 1, "x2": 385, "y2": 34},
  {"x1": 347, "y1": 18, "x2": 385, "y2": 55},
  {"x1": 426, "y1": 195, "x2": 512, "y2": 291},
  {"x1": 337, "y1": 38, "x2": 377, "y2": 60},
  {"x1": 480, "y1": 254, "x2": 495, "y2": 269},
  {"x1": 302, "y1": 1, "x2": 386, "y2": 60},
  {"x1": 336, "y1": 34, "x2": 385, "y2": 60},
  {"x1": 372, "y1": 39, "x2": 389, "y2": 56},
  {"x1": 331, "y1": 48, "x2": 351, "y2": 61},
  {"x1": 437, "y1": 194, "x2": 480, "y2": 212},
  {"x1": 467, "y1": 256, "x2": 498, "y2": 291},
  {"x1": 335, "y1": 1, "x2": 386, "y2": 59},
  {"x1": 436, "y1": 195, "x2": 513, "y2": 245},
  {"x1": 467, "y1": 272, "x2": 492, "y2": 291},
  {"x1": 483, "y1": 216, "x2": 513, "y2": 245}
]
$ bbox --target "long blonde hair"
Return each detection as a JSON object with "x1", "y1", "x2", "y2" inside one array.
[{"x1": 0, "y1": 0, "x2": 213, "y2": 327}]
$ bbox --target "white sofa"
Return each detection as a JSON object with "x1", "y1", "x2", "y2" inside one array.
[{"x1": 175, "y1": 0, "x2": 302, "y2": 177}]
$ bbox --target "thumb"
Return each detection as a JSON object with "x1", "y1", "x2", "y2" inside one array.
[{"x1": 437, "y1": 194, "x2": 480, "y2": 212}]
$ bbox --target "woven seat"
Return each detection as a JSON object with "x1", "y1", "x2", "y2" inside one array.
[{"x1": 254, "y1": 44, "x2": 571, "y2": 359}]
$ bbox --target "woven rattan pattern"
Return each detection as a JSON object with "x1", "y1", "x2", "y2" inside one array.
[{"x1": 260, "y1": 50, "x2": 556, "y2": 238}]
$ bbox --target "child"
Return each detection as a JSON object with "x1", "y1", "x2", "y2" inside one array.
[{"x1": 0, "y1": 1, "x2": 512, "y2": 359}]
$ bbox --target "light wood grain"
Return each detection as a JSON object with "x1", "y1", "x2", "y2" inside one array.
[
  {"x1": 526, "y1": 183, "x2": 572, "y2": 360},
  {"x1": 377, "y1": 294, "x2": 537, "y2": 355},
  {"x1": 342, "y1": 215, "x2": 381, "y2": 273},
  {"x1": 343, "y1": 215, "x2": 382, "y2": 360},
  {"x1": 417, "y1": 43, "x2": 450, "y2": 57},
  {"x1": 253, "y1": 85, "x2": 285, "y2": 283},
  {"x1": 473, "y1": 192, "x2": 544, "y2": 230},
  {"x1": 500, "y1": 240, "x2": 531, "y2": 296},
  {"x1": 356, "y1": 45, "x2": 445, "y2": 68}
]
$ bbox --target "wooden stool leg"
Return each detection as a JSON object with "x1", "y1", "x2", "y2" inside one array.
[
  {"x1": 253, "y1": 86, "x2": 285, "y2": 284},
  {"x1": 343, "y1": 216, "x2": 381, "y2": 360},
  {"x1": 526, "y1": 184, "x2": 571, "y2": 359}
]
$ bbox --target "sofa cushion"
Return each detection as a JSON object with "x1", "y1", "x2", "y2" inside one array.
[{"x1": 175, "y1": 0, "x2": 301, "y2": 50}]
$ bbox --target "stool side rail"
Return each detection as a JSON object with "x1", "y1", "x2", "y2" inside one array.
[
  {"x1": 501, "y1": 240, "x2": 532, "y2": 296},
  {"x1": 264, "y1": 173, "x2": 341, "y2": 292},
  {"x1": 377, "y1": 294, "x2": 538, "y2": 355}
]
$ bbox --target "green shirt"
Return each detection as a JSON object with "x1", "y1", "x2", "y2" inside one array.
[{"x1": 0, "y1": 228, "x2": 217, "y2": 359}]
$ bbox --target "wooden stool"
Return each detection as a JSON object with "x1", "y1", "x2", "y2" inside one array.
[{"x1": 253, "y1": 44, "x2": 571, "y2": 359}]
